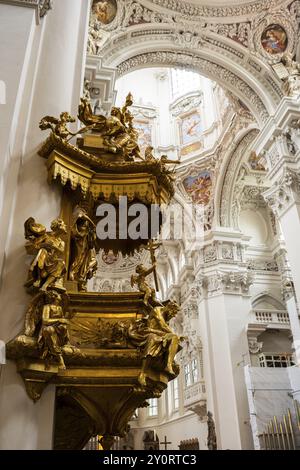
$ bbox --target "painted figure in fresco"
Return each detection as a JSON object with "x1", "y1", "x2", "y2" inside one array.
[
  {"x1": 69, "y1": 206, "x2": 98, "y2": 291},
  {"x1": 92, "y1": 0, "x2": 117, "y2": 25},
  {"x1": 24, "y1": 217, "x2": 67, "y2": 292},
  {"x1": 128, "y1": 301, "x2": 183, "y2": 386},
  {"x1": 181, "y1": 112, "x2": 201, "y2": 145},
  {"x1": 261, "y1": 25, "x2": 287, "y2": 55},
  {"x1": 135, "y1": 121, "x2": 152, "y2": 154},
  {"x1": 183, "y1": 171, "x2": 212, "y2": 205}
]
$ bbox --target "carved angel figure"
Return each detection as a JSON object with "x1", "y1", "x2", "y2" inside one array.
[
  {"x1": 87, "y1": 25, "x2": 103, "y2": 55},
  {"x1": 24, "y1": 217, "x2": 67, "y2": 292},
  {"x1": 69, "y1": 206, "x2": 98, "y2": 291},
  {"x1": 128, "y1": 300, "x2": 183, "y2": 386},
  {"x1": 37, "y1": 290, "x2": 72, "y2": 369},
  {"x1": 131, "y1": 263, "x2": 156, "y2": 305},
  {"x1": 281, "y1": 53, "x2": 300, "y2": 97}
]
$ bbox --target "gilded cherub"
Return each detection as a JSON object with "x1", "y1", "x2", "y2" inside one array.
[
  {"x1": 128, "y1": 300, "x2": 184, "y2": 386},
  {"x1": 39, "y1": 112, "x2": 76, "y2": 139},
  {"x1": 24, "y1": 217, "x2": 67, "y2": 292},
  {"x1": 131, "y1": 263, "x2": 156, "y2": 305}
]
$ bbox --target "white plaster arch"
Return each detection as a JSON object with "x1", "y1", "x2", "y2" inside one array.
[
  {"x1": 111, "y1": 47, "x2": 275, "y2": 126},
  {"x1": 93, "y1": 0, "x2": 294, "y2": 125},
  {"x1": 215, "y1": 127, "x2": 260, "y2": 227},
  {"x1": 251, "y1": 291, "x2": 286, "y2": 311}
]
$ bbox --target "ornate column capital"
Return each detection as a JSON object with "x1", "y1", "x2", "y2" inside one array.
[
  {"x1": 0, "y1": 0, "x2": 52, "y2": 22},
  {"x1": 206, "y1": 270, "x2": 253, "y2": 297},
  {"x1": 263, "y1": 168, "x2": 300, "y2": 218}
]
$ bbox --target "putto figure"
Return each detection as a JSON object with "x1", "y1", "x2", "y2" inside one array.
[
  {"x1": 69, "y1": 206, "x2": 98, "y2": 291},
  {"x1": 39, "y1": 112, "x2": 76, "y2": 140},
  {"x1": 24, "y1": 217, "x2": 67, "y2": 292}
]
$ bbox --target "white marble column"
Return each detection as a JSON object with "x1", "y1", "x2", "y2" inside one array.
[
  {"x1": 195, "y1": 231, "x2": 254, "y2": 449},
  {"x1": 0, "y1": 0, "x2": 91, "y2": 449},
  {"x1": 286, "y1": 294, "x2": 300, "y2": 366},
  {"x1": 199, "y1": 277, "x2": 253, "y2": 450}
]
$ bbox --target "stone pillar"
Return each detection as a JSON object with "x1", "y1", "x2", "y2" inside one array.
[
  {"x1": 201, "y1": 271, "x2": 253, "y2": 450},
  {"x1": 285, "y1": 289, "x2": 300, "y2": 366},
  {"x1": 0, "y1": 0, "x2": 91, "y2": 449},
  {"x1": 264, "y1": 167, "x2": 300, "y2": 299},
  {"x1": 194, "y1": 232, "x2": 254, "y2": 449},
  {"x1": 255, "y1": 97, "x2": 300, "y2": 371}
]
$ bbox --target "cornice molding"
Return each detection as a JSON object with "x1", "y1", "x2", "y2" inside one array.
[
  {"x1": 144, "y1": 0, "x2": 292, "y2": 19},
  {"x1": 0, "y1": 0, "x2": 52, "y2": 22}
]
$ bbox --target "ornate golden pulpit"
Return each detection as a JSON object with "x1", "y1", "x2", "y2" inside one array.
[{"x1": 7, "y1": 95, "x2": 182, "y2": 449}]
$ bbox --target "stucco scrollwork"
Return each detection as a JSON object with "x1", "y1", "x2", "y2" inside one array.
[
  {"x1": 170, "y1": 91, "x2": 203, "y2": 117},
  {"x1": 263, "y1": 168, "x2": 300, "y2": 217},
  {"x1": 250, "y1": 8, "x2": 298, "y2": 63},
  {"x1": 204, "y1": 269, "x2": 254, "y2": 297},
  {"x1": 147, "y1": 0, "x2": 290, "y2": 19}
]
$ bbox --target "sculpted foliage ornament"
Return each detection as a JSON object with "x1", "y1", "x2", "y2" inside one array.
[{"x1": 250, "y1": 7, "x2": 298, "y2": 63}]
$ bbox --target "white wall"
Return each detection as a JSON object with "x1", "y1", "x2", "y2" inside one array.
[
  {"x1": 131, "y1": 413, "x2": 206, "y2": 450},
  {"x1": 0, "y1": 0, "x2": 90, "y2": 449}
]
